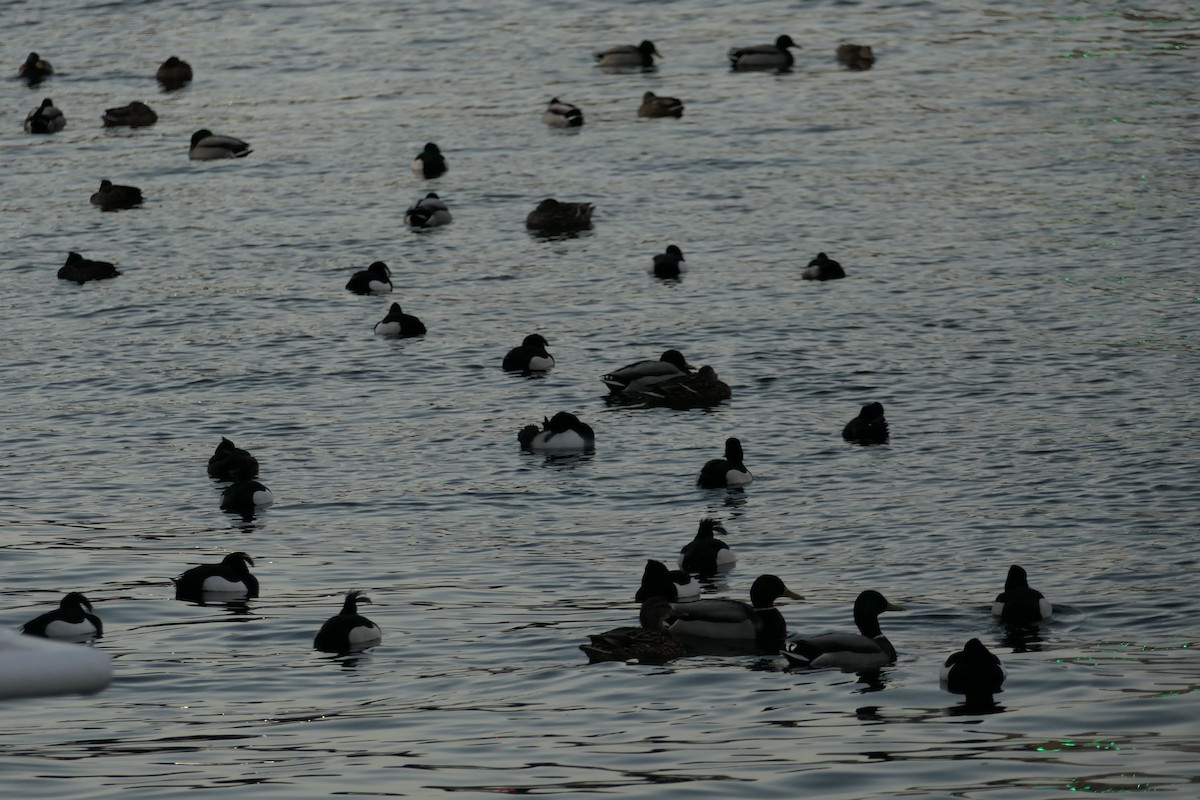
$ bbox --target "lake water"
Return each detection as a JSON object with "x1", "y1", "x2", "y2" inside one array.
[{"x1": 1, "y1": 0, "x2": 1198, "y2": 797}]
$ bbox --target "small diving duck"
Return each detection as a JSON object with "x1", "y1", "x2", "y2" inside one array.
[
  {"x1": 20, "y1": 593, "x2": 102, "y2": 640},
  {"x1": 502, "y1": 333, "x2": 555, "y2": 373},
  {"x1": 25, "y1": 98, "x2": 65, "y2": 133},
  {"x1": 594, "y1": 40, "x2": 661, "y2": 69},
  {"x1": 678, "y1": 517, "x2": 737, "y2": 575},
  {"x1": 782, "y1": 590, "x2": 905, "y2": 671},
  {"x1": 580, "y1": 596, "x2": 688, "y2": 665},
  {"x1": 174, "y1": 552, "x2": 260, "y2": 601},
  {"x1": 313, "y1": 591, "x2": 381, "y2": 653},
  {"x1": 836, "y1": 44, "x2": 876, "y2": 70},
  {"x1": 346, "y1": 261, "x2": 393, "y2": 294},
  {"x1": 517, "y1": 411, "x2": 595, "y2": 454},
  {"x1": 641, "y1": 365, "x2": 731, "y2": 409},
  {"x1": 526, "y1": 198, "x2": 594, "y2": 232},
  {"x1": 668, "y1": 574, "x2": 802, "y2": 649},
  {"x1": 638, "y1": 91, "x2": 683, "y2": 118},
  {"x1": 648, "y1": 245, "x2": 687, "y2": 278},
  {"x1": 404, "y1": 192, "x2": 452, "y2": 227},
  {"x1": 697, "y1": 437, "x2": 752, "y2": 489},
  {"x1": 411, "y1": 142, "x2": 447, "y2": 179},
  {"x1": 374, "y1": 302, "x2": 426, "y2": 337},
  {"x1": 19, "y1": 52, "x2": 53, "y2": 83},
  {"x1": 635, "y1": 559, "x2": 700, "y2": 603},
  {"x1": 156, "y1": 56, "x2": 193, "y2": 90},
  {"x1": 729, "y1": 35, "x2": 799, "y2": 71},
  {"x1": 601, "y1": 349, "x2": 693, "y2": 396},
  {"x1": 101, "y1": 101, "x2": 157, "y2": 128},
  {"x1": 189, "y1": 129, "x2": 251, "y2": 160},
  {"x1": 542, "y1": 98, "x2": 584, "y2": 128},
  {"x1": 57, "y1": 252, "x2": 120, "y2": 284},
  {"x1": 992, "y1": 564, "x2": 1052, "y2": 625},
  {"x1": 842, "y1": 401, "x2": 889, "y2": 444},
  {"x1": 207, "y1": 437, "x2": 260, "y2": 481},
  {"x1": 940, "y1": 638, "x2": 1006, "y2": 699},
  {"x1": 90, "y1": 180, "x2": 143, "y2": 211},
  {"x1": 220, "y1": 479, "x2": 274, "y2": 513},
  {"x1": 802, "y1": 252, "x2": 846, "y2": 281}
]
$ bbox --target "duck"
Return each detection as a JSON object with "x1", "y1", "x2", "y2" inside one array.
[
  {"x1": 220, "y1": 479, "x2": 274, "y2": 513},
  {"x1": 525, "y1": 198, "x2": 594, "y2": 232},
  {"x1": 635, "y1": 559, "x2": 700, "y2": 603},
  {"x1": 697, "y1": 437, "x2": 753, "y2": 489},
  {"x1": 502, "y1": 334, "x2": 555, "y2": 373},
  {"x1": 374, "y1": 302, "x2": 426, "y2": 337},
  {"x1": 782, "y1": 590, "x2": 905, "y2": 670},
  {"x1": 57, "y1": 252, "x2": 120, "y2": 284},
  {"x1": 992, "y1": 564, "x2": 1052, "y2": 625},
  {"x1": 940, "y1": 638, "x2": 1006, "y2": 698},
  {"x1": 345, "y1": 261, "x2": 393, "y2": 294},
  {"x1": 802, "y1": 252, "x2": 846, "y2": 281},
  {"x1": 19, "y1": 52, "x2": 53, "y2": 83},
  {"x1": 641, "y1": 365, "x2": 731, "y2": 409},
  {"x1": 24, "y1": 98, "x2": 65, "y2": 134},
  {"x1": 101, "y1": 101, "x2": 157, "y2": 128},
  {"x1": 842, "y1": 402, "x2": 889, "y2": 444},
  {"x1": 668, "y1": 574, "x2": 802, "y2": 648},
  {"x1": 580, "y1": 597, "x2": 688, "y2": 664},
  {"x1": 648, "y1": 245, "x2": 687, "y2": 278},
  {"x1": 594, "y1": 40, "x2": 661, "y2": 69},
  {"x1": 207, "y1": 437, "x2": 260, "y2": 481},
  {"x1": 189, "y1": 129, "x2": 251, "y2": 160},
  {"x1": 517, "y1": 411, "x2": 595, "y2": 454},
  {"x1": 678, "y1": 517, "x2": 737, "y2": 575},
  {"x1": 404, "y1": 192, "x2": 452, "y2": 227},
  {"x1": 729, "y1": 35, "x2": 799, "y2": 71},
  {"x1": 89, "y1": 180, "x2": 143, "y2": 211},
  {"x1": 542, "y1": 98, "x2": 584, "y2": 128},
  {"x1": 313, "y1": 591, "x2": 381, "y2": 653},
  {"x1": 174, "y1": 552, "x2": 260, "y2": 601},
  {"x1": 156, "y1": 56, "x2": 193, "y2": 89},
  {"x1": 836, "y1": 44, "x2": 876, "y2": 70},
  {"x1": 20, "y1": 593, "x2": 102, "y2": 640},
  {"x1": 637, "y1": 91, "x2": 684, "y2": 118},
  {"x1": 601, "y1": 349, "x2": 692, "y2": 396},
  {"x1": 411, "y1": 142, "x2": 447, "y2": 179}
]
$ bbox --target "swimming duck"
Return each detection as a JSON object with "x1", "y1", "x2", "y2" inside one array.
[
  {"x1": 156, "y1": 56, "x2": 193, "y2": 90},
  {"x1": 517, "y1": 411, "x2": 595, "y2": 454},
  {"x1": 207, "y1": 437, "x2": 260, "y2": 481},
  {"x1": 19, "y1": 52, "x2": 53, "y2": 83},
  {"x1": 641, "y1": 365, "x2": 731, "y2": 409},
  {"x1": 502, "y1": 333, "x2": 555, "y2": 373},
  {"x1": 90, "y1": 180, "x2": 143, "y2": 211},
  {"x1": 404, "y1": 192, "x2": 452, "y2": 227},
  {"x1": 526, "y1": 199, "x2": 594, "y2": 232},
  {"x1": 374, "y1": 302, "x2": 426, "y2": 337},
  {"x1": 802, "y1": 252, "x2": 846, "y2": 281},
  {"x1": 668, "y1": 574, "x2": 802, "y2": 648},
  {"x1": 637, "y1": 91, "x2": 684, "y2": 118},
  {"x1": 20, "y1": 593, "x2": 102, "y2": 640},
  {"x1": 648, "y1": 245, "x2": 687, "y2": 278},
  {"x1": 678, "y1": 517, "x2": 737, "y2": 575},
  {"x1": 836, "y1": 44, "x2": 876, "y2": 71},
  {"x1": 542, "y1": 98, "x2": 584, "y2": 127},
  {"x1": 729, "y1": 35, "x2": 799, "y2": 71},
  {"x1": 411, "y1": 142, "x2": 447, "y2": 179},
  {"x1": 189, "y1": 129, "x2": 251, "y2": 160},
  {"x1": 346, "y1": 261, "x2": 393, "y2": 294},
  {"x1": 782, "y1": 590, "x2": 904, "y2": 671},
  {"x1": 220, "y1": 479, "x2": 274, "y2": 512},
  {"x1": 57, "y1": 252, "x2": 120, "y2": 284},
  {"x1": 697, "y1": 437, "x2": 752, "y2": 489},
  {"x1": 100, "y1": 100, "x2": 157, "y2": 128},
  {"x1": 174, "y1": 552, "x2": 260, "y2": 601},
  {"x1": 635, "y1": 559, "x2": 700, "y2": 603},
  {"x1": 842, "y1": 402, "x2": 889, "y2": 444},
  {"x1": 313, "y1": 591, "x2": 381, "y2": 653},
  {"x1": 594, "y1": 40, "x2": 661, "y2": 69},
  {"x1": 940, "y1": 638, "x2": 1006, "y2": 698},
  {"x1": 25, "y1": 98, "x2": 65, "y2": 133},
  {"x1": 992, "y1": 564, "x2": 1052, "y2": 625},
  {"x1": 580, "y1": 597, "x2": 688, "y2": 664},
  {"x1": 601, "y1": 349, "x2": 692, "y2": 396}
]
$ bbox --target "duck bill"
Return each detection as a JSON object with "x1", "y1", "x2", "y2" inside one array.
[
  {"x1": 783, "y1": 590, "x2": 804, "y2": 601},
  {"x1": 885, "y1": 602, "x2": 904, "y2": 611}
]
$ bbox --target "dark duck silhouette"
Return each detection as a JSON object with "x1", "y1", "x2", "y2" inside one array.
[
  {"x1": 314, "y1": 591, "x2": 381, "y2": 653},
  {"x1": 580, "y1": 597, "x2": 688, "y2": 664},
  {"x1": 842, "y1": 402, "x2": 889, "y2": 444}
]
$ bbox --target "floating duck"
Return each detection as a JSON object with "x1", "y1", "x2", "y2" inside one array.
[
  {"x1": 635, "y1": 559, "x2": 700, "y2": 603},
  {"x1": 648, "y1": 245, "x2": 687, "y2": 278},
  {"x1": 525, "y1": 199, "x2": 594, "y2": 232},
  {"x1": 189, "y1": 129, "x2": 251, "y2": 160},
  {"x1": 941, "y1": 638, "x2": 1006, "y2": 698},
  {"x1": 594, "y1": 40, "x2": 660, "y2": 69},
  {"x1": 411, "y1": 142, "x2": 447, "y2": 179},
  {"x1": 802, "y1": 252, "x2": 846, "y2": 281},
  {"x1": 220, "y1": 479, "x2": 273, "y2": 513},
  {"x1": 697, "y1": 437, "x2": 752, "y2": 489},
  {"x1": 346, "y1": 261, "x2": 393, "y2": 294},
  {"x1": 678, "y1": 517, "x2": 737, "y2": 575},
  {"x1": 542, "y1": 98, "x2": 584, "y2": 127},
  {"x1": 842, "y1": 402, "x2": 889, "y2": 444},
  {"x1": 517, "y1": 411, "x2": 595, "y2": 454},
  {"x1": 668, "y1": 574, "x2": 802, "y2": 648},
  {"x1": 502, "y1": 334, "x2": 555, "y2": 373},
  {"x1": 836, "y1": 44, "x2": 876, "y2": 71},
  {"x1": 18, "y1": 52, "x2": 53, "y2": 83},
  {"x1": 601, "y1": 349, "x2": 692, "y2": 396},
  {"x1": 638, "y1": 91, "x2": 683, "y2": 118},
  {"x1": 156, "y1": 56, "x2": 193, "y2": 90},
  {"x1": 207, "y1": 437, "x2": 260, "y2": 481},
  {"x1": 580, "y1": 597, "x2": 688, "y2": 664},
  {"x1": 404, "y1": 192, "x2": 452, "y2": 227},
  {"x1": 25, "y1": 98, "x2": 65, "y2": 133},
  {"x1": 101, "y1": 101, "x2": 157, "y2": 128},
  {"x1": 641, "y1": 365, "x2": 731, "y2": 409},
  {"x1": 374, "y1": 302, "x2": 426, "y2": 337},
  {"x1": 783, "y1": 590, "x2": 904, "y2": 671},
  {"x1": 729, "y1": 35, "x2": 799, "y2": 71},
  {"x1": 992, "y1": 565, "x2": 1052, "y2": 625},
  {"x1": 89, "y1": 180, "x2": 143, "y2": 211},
  {"x1": 174, "y1": 552, "x2": 260, "y2": 601},
  {"x1": 313, "y1": 591, "x2": 381, "y2": 653},
  {"x1": 20, "y1": 593, "x2": 102, "y2": 641},
  {"x1": 57, "y1": 252, "x2": 120, "y2": 284}
]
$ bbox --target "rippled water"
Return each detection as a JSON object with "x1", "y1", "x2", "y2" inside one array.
[{"x1": 2, "y1": 0, "x2": 1198, "y2": 797}]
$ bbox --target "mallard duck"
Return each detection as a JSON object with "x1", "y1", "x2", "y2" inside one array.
[
  {"x1": 638, "y1": 91, "x2": 683, "y2": 118},
  {"x1": 207, "y1": 437, "x2": 260, "y2": 481},
  {"x1": 641, "y1": 365, "x2": 731, "y2": 409},
  {"x1": 678, "y1": 517, "x2": 737, "y2": 575},
  {"x1": 374, "y1": 302, "x2": 426, "y2": 337},
  {"x1": 156, "y1": 56, "x2": 193, "y2": 90},
  {"x1": 346, "y1": 261, "x2": 393, "y2": 295},
  {"x1": 526, "y1": 198, "x2": 594, "y2": 232},
  {"x1": 542, "y1": 98, "x2": 584, "y2": 127},
  {"x1": 174, "y1": 552, "x2": 260, "y2": 601},
  {"x1": 992, "y1": 565, "x2": 1052, "y2": 625},
  {"x1": 20, "y1": 593, "x2": 102, "y2": 640},
  {"x1": 842, "y1": 402, "x2": 889, "y2": 444},
  {"x1": 668, "y1": 574, "x2": 802, "y2": 647},
  {"x1": 188, "y1": 129, "x2": 251, "y2": 160},
  {"x1": 502, "y1": 334, "x2": 555, "y2": 373},
  {"x1": 594, "y1": 40, "x2": 660, "y2": 69},
  {"x1": 25, "y1": 98, "x2": 65, "y2": 134},
  {"x1": 941, "y1": 638, "x2": 1006, "y2": 698},
  {"x1": 648, "y1": 245, "x2": 687, "y2": 278},
  {"x1": 580, "y1": 596, "x2": 688, "y2": 664},
  {"x1": 802, "y1": 252, "x2": 845, "y2": 281},
  {"x1": 836, "y1": 44, "x2": 876, "y2": 70},
  {"x1": 18, "y1": 52, "x2": 53, "y2": 83},
  {"x1": 220, "y1": 479, "x2": 273, "y2": 513},
  {"x1": 404, "y1": 192, "x2": 452, "y2": 227},
  {"x1": 783, "y1": 590, "x2": 904, "y2": 670},
  {"x1": 697, "y1": 437, "x2": 752, "y2": 489},
  {"x1": 411, "y1": 142, "x2": 447, "y2": 179},
  {"x1": 101, "y1": 101, "x2": 157, "y2": 128},
  {"x1": 517, "y1": 411, "x2": 595, "y2": 454},
  {"x1": 90, "y1": 180, "x2": 143, "y2": 211},
  {"x1": 635, "y1": 559, "x2": 700, "y2": 603},
  {"x1": 57, "y1": 252, "x2": 120, "y2": 284},
  {"x1": 601, "y1": 349, "x2": 692, "y2": 395},
  {"x1": 314, "y1": 591, "x2": 381, "y2": 653},
  {"x1": 729, "y1": 35, "x2": 799, "y2": 71}
]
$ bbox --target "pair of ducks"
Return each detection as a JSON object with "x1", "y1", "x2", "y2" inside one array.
[
  {"x1": 542, "y1": 93, "x2": 684, "y2": 126},
  {"x1": 207, "y1": 437, "x2": 274, "y2": 514},
  {"x1": 603, "y1": 348, "x2": 732, "y2": 410},
  {"x1": 342, "y1": 262, "x2": 428, "y2": 337}
]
